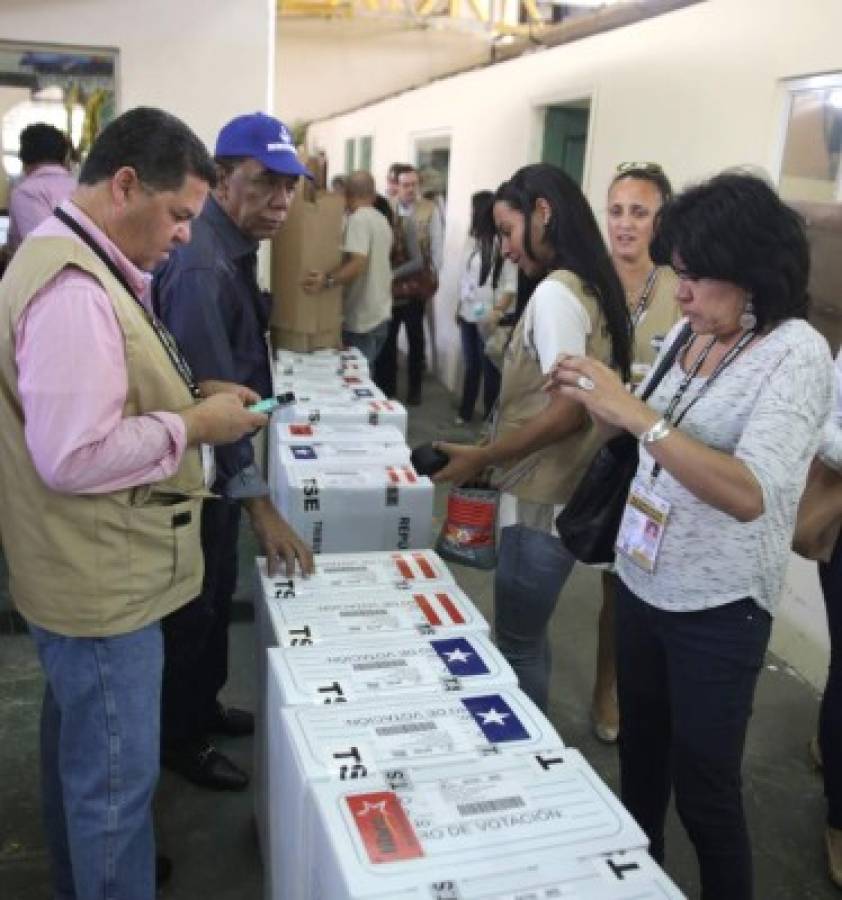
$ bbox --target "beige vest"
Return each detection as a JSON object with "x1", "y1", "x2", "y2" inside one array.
[
  {"x1": 633, "y1": 267, "x2": 681, "y2": 367},
  {"x1": 0, "y1": 236, "x2": 207, "y2": 636},
  {"x1": 495, "y1": 270, "x2": 613, "y2": 506},
  {"x1": 392, "y1": 198, "x2": 436, "y2": 270}
]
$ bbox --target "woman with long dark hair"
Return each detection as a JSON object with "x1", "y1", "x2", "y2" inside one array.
[
  {"x1": 547, "y1": 171, "x2": 833, "y2": 899},
  {"x1": 433, "y1": 163, "x2": 631, "y2": 712}
]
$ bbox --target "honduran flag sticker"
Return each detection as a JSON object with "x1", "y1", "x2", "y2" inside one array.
[
  {"x1": 461, "y1": 694, "x2": 530, "y2": 743},
  {"x1": 430, "y1": 637, "x2": 490, "y2": 676}
]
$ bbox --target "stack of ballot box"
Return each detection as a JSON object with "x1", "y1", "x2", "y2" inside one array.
[{"x1": 253, "y1": 552, "x2": 484, "y2": 864}]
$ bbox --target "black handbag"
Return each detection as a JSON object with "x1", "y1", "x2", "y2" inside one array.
[{"x1": 555, "y1": 323, "x2": 692, "y2": 564}]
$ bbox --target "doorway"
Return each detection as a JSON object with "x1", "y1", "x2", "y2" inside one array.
[{"x1": 541, "y1": 101, "x2": 591, "y2": 187}]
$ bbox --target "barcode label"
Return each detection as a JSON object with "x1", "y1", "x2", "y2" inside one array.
[
  {"x1": 375, "y1": 721, "x2": 438, "y2": 737},
  {"x1": 456, "y1": 795, "x2": 526, "y2": 817},
  {"x1": 352, "y1": 659, "x2": 408, "y2": 672},
  {"x1": 339, "y1": 609, "x2": 388, "y2": 617}
]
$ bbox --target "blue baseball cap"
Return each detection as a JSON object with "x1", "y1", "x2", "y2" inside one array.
[{"x1": 214, "y1": 112, "x2": 313, "y2": 180}]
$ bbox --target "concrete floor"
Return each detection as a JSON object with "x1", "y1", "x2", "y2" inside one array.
[{"x1": 0, "y1": 373, "x2": 838, "y2": 899}]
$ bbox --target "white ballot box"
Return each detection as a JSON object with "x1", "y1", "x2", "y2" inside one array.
[
  {"x1": 269, "y1": 441, "x2": 411, "y2": 503},
  {"x1": 268, "y1": 684, "x2": 563, "y2": 900},
  {"x1": 304, "y1": 747, "x2": 651, "y2": 900},
  {"x1": 273, "y1": 421, "x2": 406, "y2": 446},
  {"x1": 273, "y1": 378, "x2": 386, "y2": 404},
  {"x1": 277, "y1": 442, "x2": 410, "y2": 467},
  {"x1": 275, "y1": 347, "x2": 368, "y2": 372},
  {"x1": 265, "y1": 584, "x2": 487, "y2": 648},
  {"x1": 255, "y1": 551, "x2": 454, "y2": 602},
  {"x1": 268, "y1": 631, "x2": 513, "y2": 708},
  {"x1": 301, "y1": 848, "x2": 684, "y2": 900},
  {"x1": 275, "y1": 398, "x2": 408, "y2": 435},
  {"x1": 272, "y1": 464, "x2": 433, "y2": 553}
]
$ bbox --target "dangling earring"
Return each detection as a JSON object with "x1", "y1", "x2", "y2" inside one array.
[{"x1": 740, "y1": 298, "x2": 757, "y2": 331}]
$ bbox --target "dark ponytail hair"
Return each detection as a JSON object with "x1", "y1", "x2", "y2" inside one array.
[{"x1": 488, "y1": 163, "x2": 631, "y2": 379}]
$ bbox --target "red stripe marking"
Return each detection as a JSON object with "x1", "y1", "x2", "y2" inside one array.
[
  {"x1": 403, "y1": 467, "x2": 417, "y2": 483},
  {"x1": 394, "y1": 557, "x2": 413, "y2": 579},
  {"x1": 414, "y1": 594, "x2": 441, "y2": 626},
  {"x1": 387, "y1": 467, "x2": 399, "y2": 484},
  {"x1": 413, "y1": 553, "x2": 436, "y2": 579},
  {"x1": 437, "y1": 592, "x2": 465, "y2": 625}
]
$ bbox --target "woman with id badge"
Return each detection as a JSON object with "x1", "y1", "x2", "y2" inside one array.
[
  {"x1": 432, "y1": 163, "x2": 632, "y2": 713},
  {"x1": 547, "y1": 172, "x2": 834, "y2": 900},
  {"x1": 592, "y1": 162, "x2": 682, "y2": 744}
]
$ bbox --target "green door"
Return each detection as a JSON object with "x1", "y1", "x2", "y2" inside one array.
[{"x1": 541, "y1": 105, "x2": 590, "y2": 187}]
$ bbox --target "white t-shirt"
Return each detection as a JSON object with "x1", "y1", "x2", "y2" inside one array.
[
  {"x1": 457, "y1": 239, "x2": 517, "y2": 323},
  {"x1": 519, "y1": 277, "x2": 590, "y2": 373},
  {"x1": 618, "y1": 318, "x2": 833, "y2": 615},
  {"x1": 497, "y1": 276, "x2": 592, "y2": 532},
  {"x1": 341, "y1": 206, "x2": 393, "y2": 334}
]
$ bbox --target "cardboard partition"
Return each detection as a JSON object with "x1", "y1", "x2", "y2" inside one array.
[
  {"x1": 270, "y1": 325, "x2": 340, "y2": 353},
  {"x1": 270, "y1": 189, "x2": 345, "y2": 334}
]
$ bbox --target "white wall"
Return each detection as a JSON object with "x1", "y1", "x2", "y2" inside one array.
[
  {"x1": 308, "y1": 0, "x2": 841, "y2": 688},
  {"x1": 275, "y1": 18, "x2": 490, "y2": 125},
  {"x1": 0, "y1": 0, "x2": 275, "y2": 151}
]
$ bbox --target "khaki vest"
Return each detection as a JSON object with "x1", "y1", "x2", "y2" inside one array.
[
  {"x1": 0, "y1": 235, "x2": 207, "y2": 637},
  {"x1": 391, "y1": 198, "x2": 436, "y2": 270},
  {"x1": 494, "y1": 270, "x2": 613, "y2": 506},
  {"x1": 633, "y1": 267, "x2": 681, "y2": 367}
]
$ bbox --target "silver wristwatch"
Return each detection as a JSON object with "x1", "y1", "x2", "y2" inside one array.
[{"x1": 640, "y1": 418, "x2": 671, "y2": 445}]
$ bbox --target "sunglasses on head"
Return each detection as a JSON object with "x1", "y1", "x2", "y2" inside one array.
[{"x1": 616, "y1": 161, "x2": 664, "y2": 175}]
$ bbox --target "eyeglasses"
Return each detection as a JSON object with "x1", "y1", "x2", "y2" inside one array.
[{"x1": 616, "y1": 161, "x2": 664, "y2": 175}]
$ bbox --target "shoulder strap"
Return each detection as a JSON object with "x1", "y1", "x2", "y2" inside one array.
[{"x1": 639, "y1": 321, "x2": 692, "y2": 402}]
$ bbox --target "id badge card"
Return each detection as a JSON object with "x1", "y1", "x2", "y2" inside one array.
[
  {"x1": 200, "y1": 443, "x2": 216, "y2": 489},
  {"x1": 615, "y1": 476, "x2": 671, "y2": 573}
]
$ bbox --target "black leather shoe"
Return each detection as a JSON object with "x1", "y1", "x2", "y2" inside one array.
[
  {"x1": 209, "y1": 703, "x2": 254, "y2": 737},
  {"x1": 406, "y1": 391, "x2": 422, "y2": 407},
  {"x1": 162, "y1": 740, "x2": 249, "y2": 791},
  {"x1": 156, "y1": 854, "x2": 173, "y2": 891}
]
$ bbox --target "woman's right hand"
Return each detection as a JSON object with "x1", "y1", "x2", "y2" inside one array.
[{"x1": 431, "y1": 442, "x2": 493, "y2": 486}]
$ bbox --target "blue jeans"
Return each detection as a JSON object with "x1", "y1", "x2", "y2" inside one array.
[
  {"x1": 28, "y1": 620, "x2": 163, "y2": 900},
  {"x1": 494, "y1": 523, "x2": 576, "y2": 712},
  {"x1": 615, "y1": 582, "x2": 771, "y2": 900},
  {"x1": 458, "y1": 319, "x2": 501, "y2": 421},
  {"x1": 342, "y1": 319, "x2": 390, "y2": 367}
]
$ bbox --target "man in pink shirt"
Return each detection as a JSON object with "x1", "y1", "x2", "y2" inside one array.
[
  {"x1": 6, "y1": 122, "x2": 76, "y2": 253},
  {"x1": 0, "y1": 107, "x2": 269, "y2": 900}
]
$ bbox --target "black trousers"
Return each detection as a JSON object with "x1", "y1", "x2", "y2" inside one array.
[
  {"x1": 615, "y1": 580, "x2": 771, "y2": 900},
  {"x1": 374, "y1": 298, "x2": 425, "y2": 398},
  {"x1": 161, "y1": 498, "x2": 241, "y2": 750},
  {"x1": 819, "y1": 532, "x2": 842, "y2": 828}
]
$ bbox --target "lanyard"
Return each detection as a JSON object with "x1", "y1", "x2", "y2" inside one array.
[
  {"x1": 54, "y1": 207, "x2": 201, "y2": 399},
  {"x1": 630, "y1": 267, "x2": 659, "y2": 329},
  {"x1": 649, "y1": 327, "x2": 756, "y2": 482}
]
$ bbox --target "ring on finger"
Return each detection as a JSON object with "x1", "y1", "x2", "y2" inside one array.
[{"x1": 576, "y1": 375, "x2": 595, "y2": 391}]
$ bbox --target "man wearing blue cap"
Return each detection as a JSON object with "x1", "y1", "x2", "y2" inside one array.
[{"x1": 153, "y1": 112, "x2": 315, "y2": 791}]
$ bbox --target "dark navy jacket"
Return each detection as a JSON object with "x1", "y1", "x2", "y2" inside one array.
[{"x1": 153, "y1": 196, "x2": 271, "y2": 494}]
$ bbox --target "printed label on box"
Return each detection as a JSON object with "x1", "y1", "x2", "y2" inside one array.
[{"x1": 346, "y1": 791, "x2": 425, "y2": 864}]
